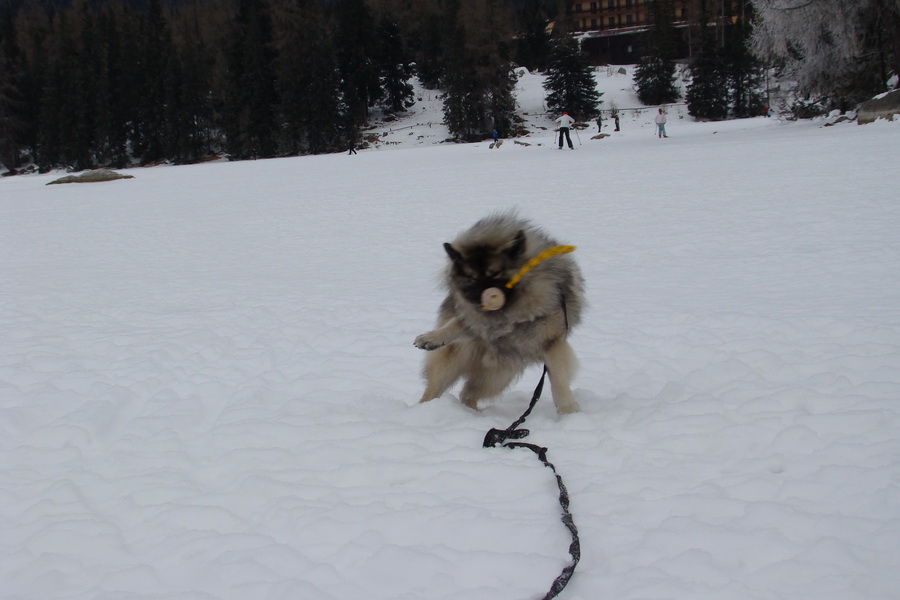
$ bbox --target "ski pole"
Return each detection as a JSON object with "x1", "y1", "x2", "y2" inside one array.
[{"x1": 574, "y1": 127, "x2": 581, "y2": 145}]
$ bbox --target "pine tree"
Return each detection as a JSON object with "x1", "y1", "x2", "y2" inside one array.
[
  {"x1": 633, "y1": 0, "x2": 680, "y2": 106},
  {"x1": 543, "y1": 36, "x2": 602, "y2": 121},
  {"x1": 35, "y1": 54, "x2": 62, "y2": 170},
  {"x1": 634, "y1": 54, "x2": 680, "y2": 106},
  {"x1": 440, "y1": 2, "x2": 477, "y2": 138},
  {"x1": 132, "y1": 0, "x2": 173, "y2": 164},
  {"x1": 334, "y1": 0, "x2": 381, "y2": 134},
  {"x1": 163, "y1": 46, "x2": 189, "y2": 162},
  {"x1": 271, "y1": 0, "x2": 342, "y2": 155},
  {"x1": 441, "y1": 0, "x2": 517, "y2": 140},
  {"x1": 96, "y1": 6, "x2": 131, "y2": 168},
  {"x1": 37, "y1": 3, "x2": 97, "y2": 170},
  {"x1": 9, "y1": 0, "x2": 51, "y2": 164},
  {"x1": 0, "y1": 51, "x2": 24, "y2": 172},
  {"x1": 83, "y1": 2, "x2": 118, "y2": 169},
  {"x1": 0, "y1": 10, "x2": 25, "y2": 172},
  {"x1": 69, "y1": 1, "x2": 100, "y2": 169},
  {"x1": 411, "y1": 8, "x2": 445, "y2": 90},
  {"x1": 160, "y1": 2, "x2": 215, "y2": 163},
  {"x1": 682, "y1": 1, "x2": 764, "y2": 121},
  {"x1": 225, "y1": 0, "x2": 278, "y2": 159},
  {"x1": 685, "y1": 1, "x2": 729, "y2": 120},
  {"x1": 376, "y1": 16, "x2": 414, "y2": 114},
  {"x1": 724, "y1": 4, "x2": 765, "y2": 118},
  {"x1": 513, "y1": 0, "x2": 555, "y2": 72}
]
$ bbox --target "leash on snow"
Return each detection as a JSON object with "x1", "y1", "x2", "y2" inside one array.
[{"x1": 482, "y1": 366, "x2": 581, "y2": 600}]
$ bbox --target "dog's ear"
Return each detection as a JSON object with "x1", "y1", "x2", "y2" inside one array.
[
  {"x1": 444, "y1": 242, "x2": 464, "y2": 264},
  {"x1": 505, "y1": 230, "x2": 527, "y2": 258}
]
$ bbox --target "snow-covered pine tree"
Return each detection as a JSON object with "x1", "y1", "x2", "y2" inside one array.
[{"x1": 749, "y1": 0, "x2": 900, "y2": 110}]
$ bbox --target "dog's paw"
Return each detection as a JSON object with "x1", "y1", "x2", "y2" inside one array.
[
  {"x1": 414, "y1": 332, "x2": 447, "y2": 351},
  {"x1": 554, "y1": 399, "x2": 581, "y2": 415}
]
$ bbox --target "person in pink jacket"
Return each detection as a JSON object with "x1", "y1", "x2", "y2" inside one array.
[{"x1": 654, "y1": 108, "x2": 668, "y2": 138}]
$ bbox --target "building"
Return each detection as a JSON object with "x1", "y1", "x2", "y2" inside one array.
[
  {"x1": 570, "y1": 0, "x2": 690, "y2": 32},
  {"x1": 567, "y1": 0, "x2": 745, "y2": 65}
]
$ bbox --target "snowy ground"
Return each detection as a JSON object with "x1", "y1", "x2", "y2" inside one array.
[{"x1": 2, "y1": 70, "x2": 900, "y2": 600}]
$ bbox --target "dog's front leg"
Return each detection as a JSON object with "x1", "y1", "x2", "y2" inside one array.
[
  {"x1": 414, "y1": 317, "x2": 467, "y2": 351},
  {"x1": 545, "y1": 338, "x2": 581, "y2": 414}
]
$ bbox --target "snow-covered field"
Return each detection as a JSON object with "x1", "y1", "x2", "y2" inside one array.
[{"x1": 2, "y1": 70, "x2": 899, "y2": 600}]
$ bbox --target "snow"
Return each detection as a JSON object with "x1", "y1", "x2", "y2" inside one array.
[{"x1": 2, "y1": 69, "x2": 899, "y2": 600}]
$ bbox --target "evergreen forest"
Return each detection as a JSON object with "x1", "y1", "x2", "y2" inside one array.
[
  {"x1": 1, "y1": 0, "x2": 897, "y2": 173},
  {"x1": 1, "y1": 0, "x2": 571, "y2": 172}
]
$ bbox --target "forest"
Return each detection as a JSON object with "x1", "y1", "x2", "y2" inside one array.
[
  {"x1": 0, "y1": 0, "x2": 564, "y2": 172},
  {"x1": 1, "y1": 0, "x2": 897, "y2": 173}
]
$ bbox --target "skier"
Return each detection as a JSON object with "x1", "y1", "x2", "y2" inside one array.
[
  {"x1": 556, "y1": 112, "x2": 575, "y2": 149},
  {"x1": 613, "y1": 113, "x2": 620, "y2": 131},
  {"x1": 596, "y1": 114, "x2": 602, "y2": 133},
  {"x1": 655, "y1": 108, "x2": 668, "y2": 138}
]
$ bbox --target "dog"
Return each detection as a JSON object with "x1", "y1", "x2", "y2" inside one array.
[{"x1": 414, "y1": 212, "x2": 585, "y2": 414}]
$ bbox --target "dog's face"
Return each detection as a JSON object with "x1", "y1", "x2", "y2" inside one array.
[{"x1": 444, "y1": 230, "x2": 526, "y2": 308}]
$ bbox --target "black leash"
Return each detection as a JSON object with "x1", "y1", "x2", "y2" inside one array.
[{"x1": 482, "y1": 366, "x2": 581, "y2": 600}]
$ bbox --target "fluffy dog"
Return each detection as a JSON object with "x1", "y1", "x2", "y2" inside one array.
[{"x1": 414, "y1": 212, "x2": 585, "y2": 414}]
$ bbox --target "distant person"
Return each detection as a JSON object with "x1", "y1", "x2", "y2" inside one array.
[
  {"x1": 596, "y1": 115, "x2": 602, "y2": 132},
  {"x1": 613, "y1": 113, "x2": 620, "y2": 131},
  {"x1": 654, "y1": 108, "x2": 668, "y2": 138},
  {"x1": 492, "y1": 129, "x2": 499, "y2": 143},
  {"x1": 556, "y1": 112, "x2": 575, "y2": 149},
  {"x1": 347, "y1": 136, "x2": 358, "y2": 155}
]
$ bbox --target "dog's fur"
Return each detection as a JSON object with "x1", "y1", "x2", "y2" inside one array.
[{"x1": 414, "y1": 213, "x2": 585, "y2": 414}]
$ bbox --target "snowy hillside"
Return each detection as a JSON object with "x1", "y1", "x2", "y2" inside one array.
[
  {"x1": 2, "y1": 69, "x2": 899, "y2": 600},
  {"x1": 365, "y1": 66, "x2": 693, "y2": 149}
]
